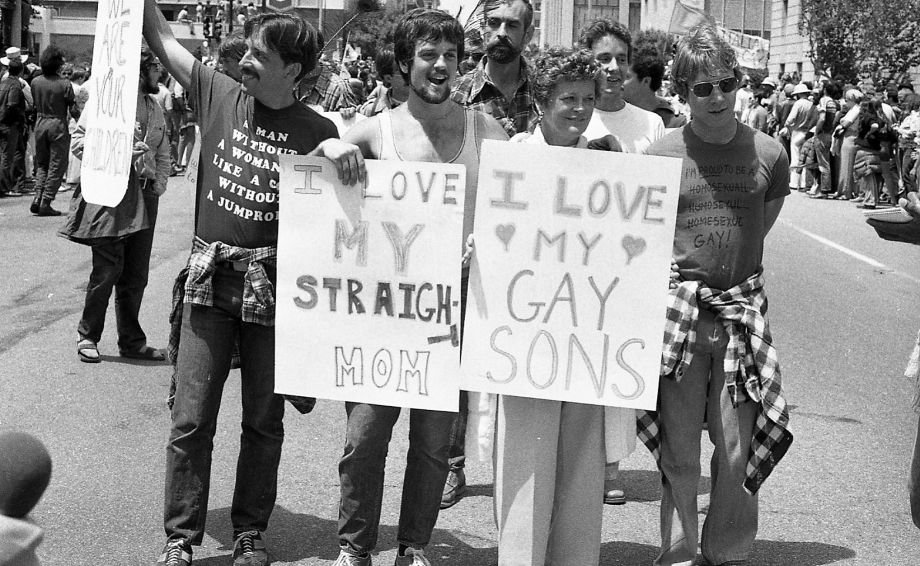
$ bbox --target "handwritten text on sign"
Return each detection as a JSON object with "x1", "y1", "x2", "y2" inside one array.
[
  {"x1": 275, "y1": 156, "x2": 466, "y2": 411},
  {"x1": 460, "y1": 141, "x2": 682, "y2": 409},
  {"x1": 80, "y1": 0, "x2": 143, "y2": 206}
]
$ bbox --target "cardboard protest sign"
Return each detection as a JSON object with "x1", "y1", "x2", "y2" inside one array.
[
  {"x1": 275, "y1": 155, "x2": 467, "y2": 411},
  {"x1": 718, "y1": 26, "x2": 770, "y2": 69},
  {"x1": 321, "y1": 111, "x2": 366, "y2": 137},
  {"x1": 80, "y1": 0, "x2": 144, "y2": 206},
  {"x1": 460, "y1": 140, "x2": 682, "y2": 410}
]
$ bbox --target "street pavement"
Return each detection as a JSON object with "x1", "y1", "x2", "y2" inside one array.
[{"x1": 2, "y1": 180, "x2": 920, "y2": 565}]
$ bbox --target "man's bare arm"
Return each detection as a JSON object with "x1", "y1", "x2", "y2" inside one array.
[
  {"x1": 764, "y1": 196, "x2": 785, "y2": 237},
  {"x1": 143, "y1": 0, "x2": 195, "y2": 90}
]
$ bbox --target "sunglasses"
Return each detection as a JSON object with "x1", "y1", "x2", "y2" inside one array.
[{"x1": 690, "y1": 76, "x2": 739, "y2": 97}]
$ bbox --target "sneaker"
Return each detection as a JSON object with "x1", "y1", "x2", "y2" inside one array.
[
  {"x1": 333, "y1": 548, "x2": 372, "y2": 566},
  {"x1": 440, "y1": 468, "x2": 466, "y2": 509},
  {"x1": 394, "y1": 547, "x2": 431, "y2": 566},
  {"x1": 232, "y1": 530, "x2": 269, "y2": 566},
  {"x1": 155, "y1": 540, "x2": 191, "y2": 566},
  {"x1": 603, "y1": 487, "x2": 626, "y2": 505}
]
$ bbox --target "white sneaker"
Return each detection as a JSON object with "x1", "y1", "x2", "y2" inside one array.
[
  {"x1": 394, "y1": 547, "x2": 431, "y2": 566},
  {"x1": 333, "y1": 549, "x2": 372, "y2": 566}
]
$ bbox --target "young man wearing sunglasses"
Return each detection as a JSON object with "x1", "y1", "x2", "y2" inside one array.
[{"x1": 640, "y1": 24, "x2": 793, "y2": 566}]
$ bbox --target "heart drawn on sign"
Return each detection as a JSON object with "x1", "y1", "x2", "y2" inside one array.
[
  {"x1": 622, "y1": 235, "x2": 647, "y2": 264},
  {"x1": 495, "y1": 224, "x2": 516, "y2": 251}
]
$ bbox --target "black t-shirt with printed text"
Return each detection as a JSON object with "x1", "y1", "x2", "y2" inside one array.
[{"x1": 190, "y1": 60, "x2": 338, "y2": 248}]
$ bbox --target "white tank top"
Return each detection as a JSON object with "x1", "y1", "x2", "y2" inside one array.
[{"x1": 377, "y1": 108, "x2": 482, "y2": 255}]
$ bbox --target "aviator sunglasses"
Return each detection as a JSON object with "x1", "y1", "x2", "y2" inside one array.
[{"x1": 690, "y1": 76, "x2": 739, "y2": 97}]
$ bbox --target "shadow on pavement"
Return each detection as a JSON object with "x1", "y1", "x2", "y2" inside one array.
[
  {"x1": 464, "y1": 482, "x2": 493, "y2": 499},
  {"x1": 204, "y1": 506, "x2": 500, "y2": 564},
  {"x1": 599, "y1": 540, "x2": 659, "y2": 564},
  {"x1": 597, "y1": 539, "x2": 855, "y2": 566},
  {"x1": 619, "y1": 469, "x2": 712, "y2": 502},
  {"x1": 750, "y1": 539, "x2": 856, "y2": 565}
]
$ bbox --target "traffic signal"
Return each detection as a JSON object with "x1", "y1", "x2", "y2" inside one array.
[{"x1": 203, "y1": 17, "x2": 212, "y2": 38}]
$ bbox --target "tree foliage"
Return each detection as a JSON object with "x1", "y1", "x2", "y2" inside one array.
[
  {"x1": 800, "y1": 0, "x2": 920, "y2": 85},
  {"x1": 346, "y1": 1, "x2": 404, "y2": 59}
]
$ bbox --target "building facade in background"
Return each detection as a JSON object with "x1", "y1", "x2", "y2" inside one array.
[{"x1": 30, "y1": 0, "x2": 353, "y2": 68}]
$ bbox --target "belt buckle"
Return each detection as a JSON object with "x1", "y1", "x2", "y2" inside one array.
[{"x1": 230, "y1": 260, "x2": 249, "y2": 272}]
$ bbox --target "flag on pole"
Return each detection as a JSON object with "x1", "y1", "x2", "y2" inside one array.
[{"x1": 668, "y1": 0, "x2": 712, "y2": 35}]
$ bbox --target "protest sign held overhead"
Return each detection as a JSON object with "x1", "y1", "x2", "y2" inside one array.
[
  {"x1": 275, "y1": 155, "x2": 467, "y2": 412},
  {"x1": 461, "y1": 141, "x2": 682, "y2": 410},
  {"x1": 80, "y1": 0, "x2": 144, "y2": 206}
]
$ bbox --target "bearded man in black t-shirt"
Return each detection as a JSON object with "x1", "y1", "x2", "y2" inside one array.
[{"x1": 142, "y1": 1, "x2": 338, "y2": 565}]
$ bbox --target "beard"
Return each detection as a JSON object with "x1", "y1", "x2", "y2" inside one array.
[
  {"x1": 142, "y1": 77, "x2": 159, "y2": 95},
  {"x1": 411, "y1": 80, "x2": 450, "y2": 104},
  {"x1": 486, "y1": 37, "x2": 521, "y2": 65}
]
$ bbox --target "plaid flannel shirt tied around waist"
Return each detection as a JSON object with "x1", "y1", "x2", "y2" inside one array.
[
  {"x1": 636, "y1": 270, "x2": 794, "y2": 495},
  {"x1": 168, "y1": 236, "x2": 277, "y2": 364}
]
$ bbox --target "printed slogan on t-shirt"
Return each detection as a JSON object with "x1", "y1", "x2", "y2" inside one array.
[
  {"x1": 81, "y1": 0, "x2": 143, "y2": 206},
  {"x1": 460, "y1": 141, "x2": 682, "y2": 410},
  {"x1": 275, "y1": 156, "x2": 467, "y2": 412}
]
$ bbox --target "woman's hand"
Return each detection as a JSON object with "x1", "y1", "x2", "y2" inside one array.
[
  {"x1": 461, "y1": 234, "x2": 475, "y2": 267},
  {"x1": 669, "y1": 258, "x2": 680, "y2": 289}
]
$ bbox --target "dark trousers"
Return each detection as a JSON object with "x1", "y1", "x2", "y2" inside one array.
[
  {"x1": 338, "y1": 403, "x2": 454, "y2": 553},
  {"x1": 77, "y1": 198, "x2": 159, "y2": 352},
  {"x1": 34, "y1": 117, "x2": 70, "y2": 203},
  {"x1": 14, "y1": 124, "x2": 28, "y2": 188},
  {"x1": 903, "y1": 148, "x2": 918, "y2": 194},
  {"x1": 0, "y1": 124, "x2": 21, "y2": 194},
  {"x1": 164, "y1": 266, "x2": 285, "y2": 546}
]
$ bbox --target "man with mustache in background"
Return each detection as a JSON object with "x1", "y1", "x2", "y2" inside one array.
[
  {"x1": 444, "y1": 0, "x2": 539, "y2": 512},
  {"x1": 451, "y1": 0, "x2": 539, "y2": 138}
]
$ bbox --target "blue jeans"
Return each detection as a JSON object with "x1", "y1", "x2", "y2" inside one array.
[
  {"x1": 164, "y1": 265, "x2": 285, "y2": 546},
  {"x1": 338, "y1": 402, "x2": 454, "y2": 554}
]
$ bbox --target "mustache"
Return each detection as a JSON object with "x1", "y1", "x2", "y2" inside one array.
[{"x1": 488, "y1": 37, "x2": 514, "y2": 50}]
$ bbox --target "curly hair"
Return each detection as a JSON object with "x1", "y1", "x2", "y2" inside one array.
[
  {"x1": 630, "y1": 45, "x2": 665, "y2": 91},
  {"x1": 577, "y1": 18, "x2": 632, "y2": 62},
  {"x1": 39, "y1": 45, "x2": 66, "y2": 76},
  {"x1": 670, "y1": 23, "x2": 742, "y2": 99},
  {"x1": 530, "y1": 46, "x2": 600, "y2": 106}
]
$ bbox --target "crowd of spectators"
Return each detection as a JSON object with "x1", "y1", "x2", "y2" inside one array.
[{"x1": 736, "y1": 72, "x2": 919, "y2": 207}]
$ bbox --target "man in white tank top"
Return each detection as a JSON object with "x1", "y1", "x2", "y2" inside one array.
[{"x1": 312, "y1": 8, "x2": 507, "y2": 566}]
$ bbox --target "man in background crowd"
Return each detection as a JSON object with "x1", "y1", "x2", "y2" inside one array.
[
  {"x1": 30, "y1": 45, "x2": 78, "y2": 217},
  {"x1": 0, "y1": 59, "x2": 26, "y2": 198}
]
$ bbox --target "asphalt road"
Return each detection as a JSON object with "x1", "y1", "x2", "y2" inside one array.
[{"x1": 2, "y1": 181, "x2": 920, "y2": 565}]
